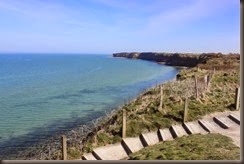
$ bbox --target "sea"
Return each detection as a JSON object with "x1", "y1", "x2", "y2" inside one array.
[{"x1": 0, "y1": 53, "x2": 180, "y2": 159}]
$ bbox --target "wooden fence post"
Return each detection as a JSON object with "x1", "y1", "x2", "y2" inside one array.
[
  {"x1": 213, "y1": 67, "x2": 216, "y2": 74},
  {"x1": 207, "y1": 74, "x2": 211, "y2": 89},
  {"x1": 235, "y1": 87, "x2": 240, "y2": 110},
  {"x1": 183, "y1": 98, "x2": 189, "y2": 123},
  {"x1": 204, "y1": 75, "x2": 208, "y2": 90},
  {"x1": 122, "y1": 109, "x2": 126, "y2": 138},
  {"x1": 62, "y1": 135, "x2": 67, "y2": 160},
  {"x1": 158, "y1": 85, "x2": 163, "y2": 112},
  {"x1": 194, "y1": 75, "x2": 199, "y2": 99}
]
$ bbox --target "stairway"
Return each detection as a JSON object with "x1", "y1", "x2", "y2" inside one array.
[{"x1": 81, "y1": 111, "x2": 240, "y2": 160}]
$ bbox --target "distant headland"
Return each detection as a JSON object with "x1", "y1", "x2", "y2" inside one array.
[{"x1": 113, "y1": 52, "x2": 240, "y2": 68}]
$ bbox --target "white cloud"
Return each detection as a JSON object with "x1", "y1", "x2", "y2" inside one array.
[{"x1": 140, "y1": 0, "x2": 239, "y2": 35}]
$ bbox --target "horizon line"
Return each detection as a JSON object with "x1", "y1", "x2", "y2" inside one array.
[{"x1": 0, "y1": 51, "x2": 240, "y2": 55}]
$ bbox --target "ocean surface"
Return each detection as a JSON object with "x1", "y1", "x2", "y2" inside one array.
[{"x1": 0, "y1": 54, "x2": 179, "y2": 158}]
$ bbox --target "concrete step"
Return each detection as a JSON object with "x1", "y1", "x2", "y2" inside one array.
[
  {"x1": 82, "y1": 153, "x2": 97, "y2": 160},
  {"x1": 198, "y1": 118, "x2": 223, "y2": 133},
  {"x1": 158, "y1": 128, "x2": 173, "y2": 141},
  {"x1": 228, "y1": 113, "x2": 240, "y2": 125},
  {"x1": 92, "y1": 143, "x2": 128, "y2": 160},
  {"x1": 169, "y1": 124, "x2": 188, "y2": 138},
  {"x1": 140, "y1": 131, "x2": 159, "y2": 147},
  {"x1": 213, "y1": 115, "x2": 238, "y2": 129},
  {"x1": 121, "y1": 137, "x2": 144, "y2": 154},
  {"x1": 233, "y1": 111, "x2": 240, "y2": 118},
  {"x1": 80, "y1": 111, "x2": 240, "y2": 160},
  {"x1": 183, "y1": 121, "x2": 208, "y2": 135}
]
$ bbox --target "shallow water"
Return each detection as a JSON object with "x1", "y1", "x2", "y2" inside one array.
[{"x1": 0, "y1": 54, "x2": 179, "y2": 158}]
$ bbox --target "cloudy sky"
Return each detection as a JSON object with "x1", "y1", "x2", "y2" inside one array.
[{"x1": 0, "y1": 0, "x2": 240, "y2": 54}]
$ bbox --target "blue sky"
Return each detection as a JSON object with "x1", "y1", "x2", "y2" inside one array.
[{"x1": 0, "y1": 0, "x2": 240, "y2": 54}]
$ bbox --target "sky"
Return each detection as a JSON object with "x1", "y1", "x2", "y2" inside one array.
[{"x1": 0, "y1": 0, "x2": 240, "y2": 54}]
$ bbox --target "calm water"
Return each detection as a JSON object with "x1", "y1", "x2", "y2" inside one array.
[{"x1": 0, "y1": 54, "x2": 179, "y2": 158}]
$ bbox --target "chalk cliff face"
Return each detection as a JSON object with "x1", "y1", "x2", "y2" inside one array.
[{"x1": 113, "y1": 52, "x2": 201, "y2": 67}]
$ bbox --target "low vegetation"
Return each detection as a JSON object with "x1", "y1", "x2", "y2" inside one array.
[
  {"x1": 129, "y1": 134, "x2": 240, "y2": 160},
  {"x1": 80, "y1": 54, "x2": 240, "y2": 157}
]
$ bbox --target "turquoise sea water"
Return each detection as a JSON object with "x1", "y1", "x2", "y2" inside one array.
[{"x1": 0, "y1": 54, "x2": 179, "y2": 158}]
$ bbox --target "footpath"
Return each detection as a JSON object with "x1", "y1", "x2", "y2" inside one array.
[{"x1": 79, "y1": 110, "x2": 240, "y2": 160}]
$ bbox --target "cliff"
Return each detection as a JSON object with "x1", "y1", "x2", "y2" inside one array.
[{"x1": 113, "y1": 52, "x2": 240, "y2": 67}]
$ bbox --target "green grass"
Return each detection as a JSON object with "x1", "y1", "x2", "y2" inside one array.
[
  {"x1": 80, "y1": 60, "x2": 240, "y2": 156},
  {"x1": 129, "y1": 134, "x2": 240, "y2": 160},
  {"x1": 67, "y1": 148, "x2": 81, "y2": 160},
  {"x1": 177, "y1": 67, "x2": 208, "y2": 80}
]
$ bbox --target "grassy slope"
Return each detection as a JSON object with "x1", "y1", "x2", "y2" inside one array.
[
  {"x1": 129, "y1": 134, "x2": 240, "y2": 160},
  {"x1": 67, "y1": 54, "x2": 240, "y2": 159}
]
